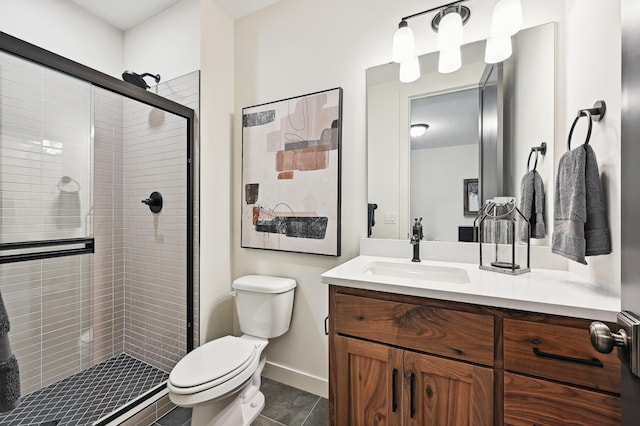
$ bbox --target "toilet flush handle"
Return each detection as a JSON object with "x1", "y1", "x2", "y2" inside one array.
[{"x1": 229, "y1": 290, "x2": 237, "y2": 297}]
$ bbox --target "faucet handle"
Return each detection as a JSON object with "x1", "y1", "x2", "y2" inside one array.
[{"x1": 413, "y1": 217, "x2": 423, "y2": 240}]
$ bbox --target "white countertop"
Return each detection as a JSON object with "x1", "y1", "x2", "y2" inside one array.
[{"x1": 321, "y1": 255, "x2": 621, "y2": 322}]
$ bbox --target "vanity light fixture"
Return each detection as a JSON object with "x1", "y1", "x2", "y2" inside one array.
[
  {"x1": 433, "y1": 4, "x2": 469, "y2": 73},
  {"x1": 400, "y1": 56, "x2": 421, "y2": 83},
  {"x1": 410, "y1": 123, "x2": 429, "y2": 137},
  {"x1": 392, "y1": 0, "x2": 524, "y2": 82},
  {"x1": 391, "y1": 1, "x2": 471, "y2": 82},
  {"x1": 392, "y1": 20, "x2": 416, "y2": 63},
  {"x1": 485, "y1": 0, "x2": 523, "y2": 64}
]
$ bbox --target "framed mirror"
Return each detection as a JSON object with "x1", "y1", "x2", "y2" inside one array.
[{"x1": 367, "y1": 22, "x2": 555, "y2": 245}]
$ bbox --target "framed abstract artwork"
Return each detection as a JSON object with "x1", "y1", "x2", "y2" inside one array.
[
  {"x1": 241, "y1": 88, "x2": 342, "y2": 256},
  {"x1": 463, "y1": 178, "x2": 479, "y2": 216}
]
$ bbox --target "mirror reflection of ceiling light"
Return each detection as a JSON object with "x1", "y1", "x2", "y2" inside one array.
[
  {"x1": 410, "y1": 123, "x2": 429, "y2": 137},
  {"x1": 391, "y1": 0, "x2": 522, "y2": 82}
]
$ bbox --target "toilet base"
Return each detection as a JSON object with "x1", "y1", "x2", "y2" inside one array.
[
  {"x1": 191, "y1": 389, "x2": 265, "y2": 426},
  {"x1": 241, "y1": 390, "x2": 265, "y2": 424},
  {"x1": 189, "y1": 347, "x2": 267, "y2": 426}
]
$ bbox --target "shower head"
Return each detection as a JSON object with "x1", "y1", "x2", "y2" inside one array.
[{"x1": 121, "y1": 70, "x2": 161, "y2": 89}]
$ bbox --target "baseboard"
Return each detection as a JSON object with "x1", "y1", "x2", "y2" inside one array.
[{"x1": 262, "y1": 361, "x2": 328, "y2": 399}]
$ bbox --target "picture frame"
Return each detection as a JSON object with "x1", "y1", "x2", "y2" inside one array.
[
  {"x1": 463, "y1": 178, "x2": 479, "y2": 216},
  {"x1": 241, "y1": 88, "x2": 342, "y2": 256}
]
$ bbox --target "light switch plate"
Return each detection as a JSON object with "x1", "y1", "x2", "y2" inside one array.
[{"x1": 384, "y1": 213, "x2": 398, "y2": 224}]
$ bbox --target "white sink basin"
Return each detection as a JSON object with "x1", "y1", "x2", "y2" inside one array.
[{"x1": 362, "y1": 261, "x2": 470, "y2": 284}]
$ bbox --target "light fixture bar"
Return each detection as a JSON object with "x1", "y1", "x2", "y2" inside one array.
[{"x1": 400, "y1": 0, "x2": 468, "y2": 22}]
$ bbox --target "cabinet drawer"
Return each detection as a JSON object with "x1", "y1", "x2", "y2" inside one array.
[
  {"x1": 503, "y1": 318, "x2": 620, "y2": 393},
  {"x1": 504, "y1": 372, "x2": 620, "y2": 426},
  {"x1": 334, "y1": 292, "x2": 494, "y2": 365}
]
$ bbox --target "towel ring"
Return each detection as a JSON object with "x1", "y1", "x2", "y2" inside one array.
[
  {"x1": 526, "y1": 142, "x2": 547, "y2": 172},
  {"x1": 58, "y1": 176, "x2": 81, "y2": 192},
  {"x1": 527, "y1": 150, "x2": 539, "y2": 172},
  {"x1": 567, "y1": 110, "x2": 593, "y2": 151}
]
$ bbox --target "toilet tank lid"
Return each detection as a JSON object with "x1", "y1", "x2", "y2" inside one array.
[{"x1": 232, "y1": 275, "x2": 297, "y2": 293}]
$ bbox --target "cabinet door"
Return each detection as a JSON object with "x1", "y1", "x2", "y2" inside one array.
[
  {"x1": 334, "y1": 335, "x2": 403, "y2": 426},
  {"x1": 404, "y1": 351, "x2": 494, "y2": 426}
]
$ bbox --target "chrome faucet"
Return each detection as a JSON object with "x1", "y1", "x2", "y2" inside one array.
[{"x1": 411, "y1": 217, "x2": 423, "y2": 262}]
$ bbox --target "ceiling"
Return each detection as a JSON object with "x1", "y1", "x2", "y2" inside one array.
[
  {"x1": 411, "y1": 87, "x2": 480, "y2": 151},
  {"x1": 69, "y1": 0, "x2": 281, "y2": 30}
]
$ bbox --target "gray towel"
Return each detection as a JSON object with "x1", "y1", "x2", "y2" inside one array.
[
  {"x1": 552, "y1": 144, "x2": 611, "y2": 264},
  {"x1": 0, "y1": 294, "x2": 9, "y2": 338},
  {"x1": 54, "y1": 190, "x2": 81, "y2": 229},
  {"x1": 519, "y1": 170, "x2": 545, "y2": 238},
  {"x1": 0, "y1": 353, "x2": 20, "y2": 412},
  {"x1": 0, "y1": 293, "x2": 20, "y2": 412}
]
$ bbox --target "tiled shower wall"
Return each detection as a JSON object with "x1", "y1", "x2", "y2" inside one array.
[{"x1": 91, "y1": 86, "x2": 125, "y2": 364}]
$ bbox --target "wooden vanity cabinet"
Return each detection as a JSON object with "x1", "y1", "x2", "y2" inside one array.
[
  {"x1": 329, "y1": 286, "x2": 495, "y2": 426},
  {"x1": 328, "y1": 285, "x2": 621, "y2": 426}
]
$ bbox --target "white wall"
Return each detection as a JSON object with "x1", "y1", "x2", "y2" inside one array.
[
  {"x1": 234, "y1": 0, "x2": 621, "y2": 397},
  {"x1": 411, "y1": 144, "x2": 479, "y2": 242},
  {"x1": 0, "y1": 0, "x2": 123, "y2": 77},
  {"x1": 561, "y1": 0, "x2": 621, "y2": 295},
  {"x1": 198, "y1": 0, "x2": 235, "y2": 342},
  {"x1": 123, "y1": 0, "x2": 201, "y2": 82}
]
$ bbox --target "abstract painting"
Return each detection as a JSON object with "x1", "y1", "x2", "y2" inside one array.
[
  {"x1": 241, "y1": 88, "x2": 342, "y2": 256},
  {"x1": 463, "y1": 178, "x2": 479, "y2": 216}
]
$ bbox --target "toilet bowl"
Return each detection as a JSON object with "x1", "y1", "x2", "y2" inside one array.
[{"x1": 167, "y1": 275, "x2": 296, "y2": 426}]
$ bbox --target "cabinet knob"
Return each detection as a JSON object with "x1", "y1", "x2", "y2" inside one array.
[{"x1": 589, "y1": 321, "x2": 628, "y2": 353}]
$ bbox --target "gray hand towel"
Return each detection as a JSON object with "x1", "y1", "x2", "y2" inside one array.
[
  {"x1": 552, "y1": 145, "x2": 611, "y2": 263},
  {"x1": 0, "y1": 293, "x2": 20, "y2": 412},
  {"x1": 54, "y1": 189, "x2": 81, "y2": 229},
  {"x1": 584, "y1": 145, "x2": 611, "y2": 255},
  {"x1": 519, "y1": 170, "x2": 545, "y2": 238},
  {"x1": 0, "y1": 353, "x2": 20, "y2": 412}
]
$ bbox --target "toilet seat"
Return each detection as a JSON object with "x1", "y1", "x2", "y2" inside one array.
[{"x1": 168, "y1": 336, "x2": 258, "y2": 396}]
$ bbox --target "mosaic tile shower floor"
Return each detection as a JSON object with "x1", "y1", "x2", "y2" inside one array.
[{"x1": 0, "y1": 353, "x2": 168, "y2": 425}]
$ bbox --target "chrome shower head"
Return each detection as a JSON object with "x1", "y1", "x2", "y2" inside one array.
[{"x1": 122, "y1": 70, "x2": 161, "y2": 89}]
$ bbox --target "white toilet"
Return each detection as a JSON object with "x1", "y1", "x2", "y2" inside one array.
[{"x1": 167, "y1": 275, "x2": 296, "y2": 426}]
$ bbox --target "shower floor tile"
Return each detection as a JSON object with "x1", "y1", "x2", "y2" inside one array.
[{"x1": 0, "y1": 353, "x2": 168, "y2": 426}]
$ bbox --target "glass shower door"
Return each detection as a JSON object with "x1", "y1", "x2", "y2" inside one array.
[{"x1": 0, "y1": 49, "x2": 94, "y2": 395}]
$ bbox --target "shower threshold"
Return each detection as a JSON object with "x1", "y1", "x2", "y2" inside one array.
[{"x1": 0, "y1": 354, "x2": 169, "y2": 426}]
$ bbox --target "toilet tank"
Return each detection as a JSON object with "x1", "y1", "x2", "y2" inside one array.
[{"x1": 232, "y1": 275, "x2": 296, "y2": 339}]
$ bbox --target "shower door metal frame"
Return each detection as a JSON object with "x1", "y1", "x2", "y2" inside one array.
[{"x1": 0, "y1": 30, "x2": 196, "y2": 419}]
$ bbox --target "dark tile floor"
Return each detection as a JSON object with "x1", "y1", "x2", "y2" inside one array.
[
  {"x1": 0, "y1": 354, "x2": 168, "y2": 426},
  {"x1": 154, "y1": 377, "x2": 328, "y2": 426}
]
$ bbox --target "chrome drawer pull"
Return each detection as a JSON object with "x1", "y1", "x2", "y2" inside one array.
[{"x1": 533, "y1": 347, "x2": 604, "y2": 368}]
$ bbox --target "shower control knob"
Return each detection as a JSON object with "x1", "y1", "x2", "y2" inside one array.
[
  {"x1": 141, "y1": 191, "x2": 163, "y2": 213},
  {"x1": 589, "y1": 321, "x2": 628, "y2": 354}
]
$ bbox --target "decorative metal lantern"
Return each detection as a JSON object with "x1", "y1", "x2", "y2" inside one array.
[{"x1": 475, "y1": 197, "x2": 530, "y2": 275}]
